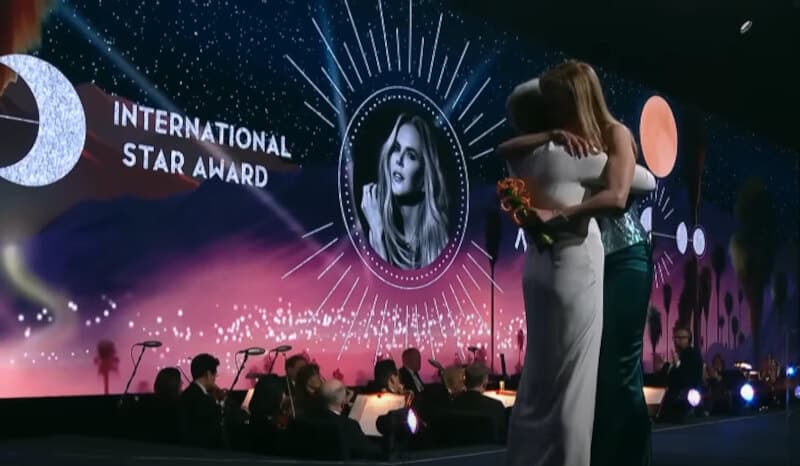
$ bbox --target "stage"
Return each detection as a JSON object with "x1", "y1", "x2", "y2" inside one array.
[{"x1": 2, "y1": 410, "x2": 797, "y2": 466}]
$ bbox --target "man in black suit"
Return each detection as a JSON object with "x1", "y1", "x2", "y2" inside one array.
[
  {"x1": 399, "y1": 348, "x2": 425, "y2": 395},
  {"x1": 308, "y1": 379, "x2": 382, "y2": 460},
  {"x1": 449, "y1": 363, "x2": 507, "y2": 444},
  {"x1": 283, "y1": 354, "x2": 308, "y2": 395},
  {"x1": 657, "y1": 326, "x2": 704, "y2": 421},
  {"x1": 179, "y1": 353, "x2": 224, "y2": 448},
  {"x1": 368, "y1": 359, "x2": 404, "y2": 393}
]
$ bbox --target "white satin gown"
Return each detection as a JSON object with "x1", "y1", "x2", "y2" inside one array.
[{"x1": 505, "y1": 142, "x2": 655, "y2": 466}]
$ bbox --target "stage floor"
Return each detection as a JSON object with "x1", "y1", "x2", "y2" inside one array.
[
  {"x1": 2, "y1": 410, "x2": 797, "y2": 466},
  {"x1": 651, "y1": 409, "x2": 799, "y2": 466}
]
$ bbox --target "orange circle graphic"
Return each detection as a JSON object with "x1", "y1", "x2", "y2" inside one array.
[{"x1": 639, "y1": 96, "x2": 678, "y2": 178}]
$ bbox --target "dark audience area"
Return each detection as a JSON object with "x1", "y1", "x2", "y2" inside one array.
[
  {"x1": 4, "y1": 348, "x2": 510, "y2": 462},
  {"x1": 2, "y1": 345, "x2": 796, "y2": 464}
]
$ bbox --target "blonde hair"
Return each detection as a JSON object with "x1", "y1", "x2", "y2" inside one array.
[
  {"x1": 443, "y1": 365, "x2": 465, "y2": 393},
  {"x1": 375, "y1": 114, "x2": 449, "y2": 269},
  {"x1": 540, "y1": 60, "x2": 634, "y2": 152}
]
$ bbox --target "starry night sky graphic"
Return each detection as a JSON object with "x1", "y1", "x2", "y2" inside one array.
[{"x1": 35, "y1": 0, "x2": 799, "y2": 215}]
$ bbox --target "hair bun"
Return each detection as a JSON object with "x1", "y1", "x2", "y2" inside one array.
[{"x1": 506, "y1": 78, "x2": 545, "y2": 132}]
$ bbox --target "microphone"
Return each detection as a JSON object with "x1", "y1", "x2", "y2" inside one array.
[
  {"x1": 237, "y1": 347, "x2": 266, "y2": 356},
  {"x1": 271, "y1": 345, "x2": 292, "y2": 353},
  {"x1": 135, "y1": 340, "x2": 162, "y2": 348},
  {"x1": 230, "y1": 347, "x2": 266, "y2": 392}
]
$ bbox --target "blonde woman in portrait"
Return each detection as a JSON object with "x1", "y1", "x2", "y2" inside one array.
[{"x1": 361, "y1": 114, "x2": 449, "y2": 270}]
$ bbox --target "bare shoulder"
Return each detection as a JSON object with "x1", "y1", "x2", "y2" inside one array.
[
  {"x1": 602, "y1": 123, "x2": 636, "y2": 158},
  {"x1": 602, "y1": 122, "x2": 633, "y2": 144}
]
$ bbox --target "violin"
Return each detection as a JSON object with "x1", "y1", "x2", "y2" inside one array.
[
  {"x1": 208, "y1": 383, "x2": 227, "y2": 402},
  {"x1": 404, "y1": 389, "x2": 415, "y2": 408},
  {"x1": 272, "y1": 396, "x2": 295, "y2": 430}
]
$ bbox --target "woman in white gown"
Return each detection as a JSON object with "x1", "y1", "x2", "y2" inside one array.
[{"x1": 498, "y1": 64, "x2": 655, "y2": 466}]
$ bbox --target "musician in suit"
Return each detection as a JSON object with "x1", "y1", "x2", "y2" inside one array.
[
  {"x1": 449, "y1": 363, "x2": 507, "y2": 443},
  {"x1": 656, "y1": 326, "x2": 704, "y2": 421},
  {"x1": 283, "y1": 354, "x2": 308, "y2": 395},
  {"x1": 179, "y1": 353, "x2": 224, "y2": 448},
  {"x1": 367, "y1": 359, "x2": 404, "y2": 393},
  {"x1": 311, "y1": 379, "x2": 382, "y2": 460},
  {"x1": 399, "y1": 347, "x2": 425, "y2": 394}
]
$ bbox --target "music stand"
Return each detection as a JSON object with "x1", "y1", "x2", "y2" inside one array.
[
  {"x1": 348, "y1": 393, "x2": 406, "y2": 437},
  {"x1": 483, "y1": 389, "x2": 517, "y2": 408},
  {"x1": 643, "y1": 386, "x2": 667, "y2": 417}
]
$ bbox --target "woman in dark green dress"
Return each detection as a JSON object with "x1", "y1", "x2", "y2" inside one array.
[{"x1": 545, "y1": 63, "x2": 655, "y2": 466}]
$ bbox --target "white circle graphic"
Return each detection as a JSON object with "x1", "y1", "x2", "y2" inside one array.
[
  {"x1": 639, "y1": 206, "x2": 653, "y2": 233},
  {"x1": 0, "y1": 54, "x2": 86, "y2": 187},
  {"x1": 692, "y1": 226, "x2": 706, "y2": 257},
  {"x1": 676, "y1": 221, "x2": 688, "y2": 255}
]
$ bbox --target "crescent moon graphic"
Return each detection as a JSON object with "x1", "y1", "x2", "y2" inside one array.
[{"x1": 0, "y1": 54, "x2": 86, "y2": 187}]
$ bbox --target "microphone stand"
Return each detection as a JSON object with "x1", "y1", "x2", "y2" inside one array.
[
  {"x1": 229, "y1": 352, "x2": 250, "y2": 393},
  {"x1": 266, "y1": 351, "x2": 279, "y2": 375},
  {"x1": 119, "y1": 344, "x2": 147, "y2": 408},
  {"x1": 222, "y1": 350, "x2": 254, "y2": 448},
  {"x1": 467, "y1": 347, "x2": 478, "y2": 364}
]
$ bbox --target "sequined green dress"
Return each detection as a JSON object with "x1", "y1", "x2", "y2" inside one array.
[{"x1": 591, "y1": 204, "x2": 654, "y2": 466}]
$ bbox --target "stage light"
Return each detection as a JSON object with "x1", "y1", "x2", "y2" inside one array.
[
  {"x1": 786, "y1": 366, "x2": 796, "y2": 377},
  {"x1": 794, "y1": 386, "x2": 800, "y2": 399},
  {"x1": 406, "y1": 408, "x2": 419, "y2": 434},
  {"x1": 740, "y1": 383, "x2": 755, "y2": 403},
  {"x1": 687, "y1": 389, "x2": 701, "y2": 407}
]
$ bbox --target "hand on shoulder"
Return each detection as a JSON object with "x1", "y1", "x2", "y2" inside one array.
[{"x1": 550, "y1": 129, "x2": 600, "y2": 158}]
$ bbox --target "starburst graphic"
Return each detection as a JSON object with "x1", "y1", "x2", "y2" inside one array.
[
  {"x1": 640, "y1": 181, "x2": 706, "y2": 288},
  {"x1": 283, "y1": 0, "x2": 505, "y2": 361}
]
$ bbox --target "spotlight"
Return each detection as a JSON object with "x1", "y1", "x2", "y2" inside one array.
[
  {"x1": 794, "y1": 386, "x2": 800, "y2": 400},
  {"x1": 740, "y1": 383, "x2": 755, "y2": 403},
  {"x1": 406, "y1": 408, "x2": 419, "y2": 434},
  {"x1": 687, "y1": 389, "x2": 702, "y2": 407},
  {"x1": 786, "y1": 366, "x2": 797, "y2": 377},
  {"x1": 376, "y1": 407, "x2": 420, "y2": 440}
]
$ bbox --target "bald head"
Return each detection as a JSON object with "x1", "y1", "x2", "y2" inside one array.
[{"x1": 321, "y1": 379, "x2": 348, "y2": 411}]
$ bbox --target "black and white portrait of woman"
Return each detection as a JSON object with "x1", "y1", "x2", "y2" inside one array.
[{"x1": 359, "y1": 113, "x2": 450, "y2": 270}]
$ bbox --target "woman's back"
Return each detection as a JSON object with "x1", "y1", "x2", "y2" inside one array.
[
  {"x1": 506, "y1": 141, "x2": 610, "y2": 212},
  {"x1": 505, "y1": 141, "x2": 605, "y2": 466}
]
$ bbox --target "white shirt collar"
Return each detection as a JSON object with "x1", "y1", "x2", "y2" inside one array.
[{"x1": 195, "y1": 380, "x2": 208, "y2": 395}]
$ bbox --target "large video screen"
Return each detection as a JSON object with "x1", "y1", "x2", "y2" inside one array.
[{"x1": 1, "y1": 0, "x2": 797, "y2": 397}]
